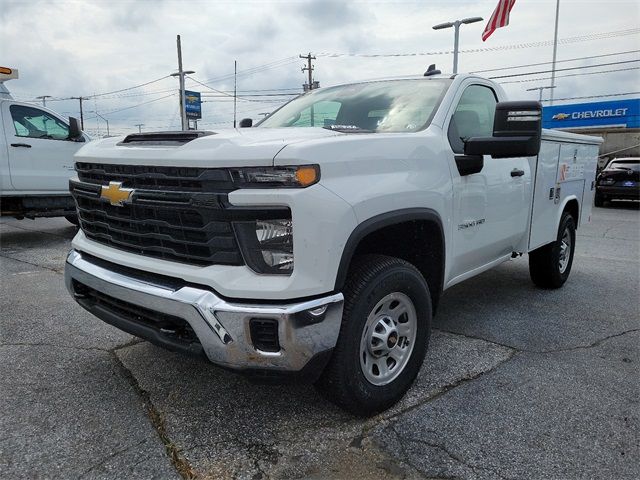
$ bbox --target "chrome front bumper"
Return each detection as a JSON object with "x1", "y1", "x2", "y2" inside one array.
[{"x1": 65, "y1": 250, "x2": 344, "y2": 373}]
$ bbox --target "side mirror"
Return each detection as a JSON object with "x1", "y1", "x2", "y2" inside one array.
[
  {"x1": 68, "y1": 117, "x2": 84, "y2": 142},
  {"x1": 239, "y1": 118, "x2": 253, "y2": 128},
  {"x1": 464, "y1": 101, "x2": 541, "y2": 158}
]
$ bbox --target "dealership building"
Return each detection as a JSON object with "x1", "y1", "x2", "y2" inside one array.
[{"x1": 542, "y1": 98, "x2": 640, "y2": 166}]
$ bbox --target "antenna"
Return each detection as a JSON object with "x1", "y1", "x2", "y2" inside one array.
[{"x1": 424, "y1": 64, "x2": 442, "y2": 76}]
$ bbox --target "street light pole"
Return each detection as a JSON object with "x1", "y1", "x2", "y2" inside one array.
[
  {"x1": 36, "y1": 95, "x2": 52, "y2": 107},
  {"x1": 433, "y1": 17, "x2": 483, "y2": 74},
  {"x1": 171, "y1": 35, "x2": 195, "y2": 131},
  {"x1": 89, "y1": 110, "x2": 110, "y2": 137},
  {"x1": 526, "y1": 86, "x2": 557, "y2": 102},
  {"x1": 549, "y1": 0, "x2": 561, "y2": 105}
]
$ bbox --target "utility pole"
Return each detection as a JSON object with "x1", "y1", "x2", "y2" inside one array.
[
  {"x1": 526, "y1": 85, "x2": 556, "y2": 102},
  {"x1": 71, "y1": 96, "x2": 85, "y2": 129},
  {"x1": 234, "y1": 60, "x2": 237, "y2": 128},
  {"x1": 170, "y1": 35, "x2": 195, "y2": 131},
  {"x1": 300, "y1": 53, "x2": 316, "y2": 91},
  {"x1": 135, "y1": 123, "x2": 144, "y2": 133},
  {"x1": 36, "y1": 95, "x2": 52, "y2": 107},
  {"x1": 549, "y1": 0, "x2": 561, "y2": 105}
]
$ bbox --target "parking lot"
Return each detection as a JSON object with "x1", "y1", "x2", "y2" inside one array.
[{"x1": 1, "y1": 204, "x2": 638, "y2": 479}]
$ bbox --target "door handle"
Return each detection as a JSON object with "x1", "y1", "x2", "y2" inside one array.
[
  {"x1": 510, "y1": 169, "x2": 525, "y2": 177},
  {"x1": 11, "y1": 143, "x2": 32, "y2": 148}
]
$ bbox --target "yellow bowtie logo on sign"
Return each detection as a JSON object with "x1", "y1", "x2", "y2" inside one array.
[{"x1": 101, "y1": 181, "x2": 134, "y2": 206}]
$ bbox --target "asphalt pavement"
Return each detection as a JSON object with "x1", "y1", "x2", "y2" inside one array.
[{"x1": 1, "y1": 203, "x2": 638, "y2": 479}]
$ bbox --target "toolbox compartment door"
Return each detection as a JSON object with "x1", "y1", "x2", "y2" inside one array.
[
  {"x1": 578, "y1": 143, "x2": 599, "y2": 225},
  {"x1": 528, "y1": 141, "x2": 561, "y2": 250}
]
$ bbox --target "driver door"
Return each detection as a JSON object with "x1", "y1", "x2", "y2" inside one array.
[
  {"x1": 3, "y1": 103, "x2": 81, "y2": 192},
  {"x1": 446, "y1": 83, "x2": 530, "y2": 282}
]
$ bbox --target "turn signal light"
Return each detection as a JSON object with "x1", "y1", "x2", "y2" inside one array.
[{"x1": 295, "y1": 166, "x2": 318, "y2": 186}]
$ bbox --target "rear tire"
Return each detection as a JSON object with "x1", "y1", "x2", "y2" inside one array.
[
  {"x1": 529, "y1": 211, "x2": 576, "y2": 289},
  {"x1": 316, "y1": 254, "x2": 431, "y2": 416},
  {"x1": 594, "y1": 192, "x2": 604, "y2": 207}
]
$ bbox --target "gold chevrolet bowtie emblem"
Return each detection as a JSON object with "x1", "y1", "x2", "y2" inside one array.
[{"x1": 101, "y1": 181, "x2": 133, "y2": 206}]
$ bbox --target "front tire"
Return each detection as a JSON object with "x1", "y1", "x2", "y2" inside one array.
[
  {"x1": 529, "y1": 211, "x2": 576, "y2": 289},
  {"x1": 316, "y1": 254, "x2": 431, "y2": 416}
]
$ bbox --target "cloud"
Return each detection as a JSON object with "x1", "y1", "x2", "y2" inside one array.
[
  {"x1": 295, "y1": 0, "x2": 365, "y2": 31},
  {"x1": 1, "y1": 0, "x2": 638, "y2": 135}
]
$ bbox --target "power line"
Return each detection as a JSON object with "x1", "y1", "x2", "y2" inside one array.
[
  {"x1": 41, "y1": 86, "x2": 302, "y2": 102},
  {"x1": 541, "y1": 91, "x2": 640, "y2": 102},
  {"x1": 472, "y1": 49, "x2": 640, "y2": 74},
  {"x1": 88, "y1": 88, "x2": 177, "y2": 100},
  {"x1": 488, "y1": 59, "x2": 640, "y2": 79},
  {"x1": 195, "y1": 56, "x2": 300, "y2": 85},
  {"x1": 500, "y1": 66, "x2": 640, "y2": 84},
  {"x1": 84, "y1": 93, "x2": 176, "y2": 119},
  {"x1": 186, "y1": 76, "x2": 274, "y2": 102},
  {"x1": 20, "y1": 76, "x2": 173, "y2": 103},
  {"x1": 200, "y1": 93, "x2": 299, "y2": 97},
  {"x1": 316, "y1": 27, "x2": 640, "y2": 58},
  {"x1": 85, "y1": 75, "x2": 172, "y2": 98}
]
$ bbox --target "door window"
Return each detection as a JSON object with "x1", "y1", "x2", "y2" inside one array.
[
  {"x1": 10, "y1": 105, "x2": 70, "y2": 140},
  {"x1": 448, "y1": 85, "x2": 497, "y2": 154}
]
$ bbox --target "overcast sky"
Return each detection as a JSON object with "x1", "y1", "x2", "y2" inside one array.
[{"x1": 2, "y1": 0, "x2": 639, "y2": 136}]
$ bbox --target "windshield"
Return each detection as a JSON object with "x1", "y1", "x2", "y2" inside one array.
[{"x1": 259, "y1": 78, "x2": 451, "y2": 133}]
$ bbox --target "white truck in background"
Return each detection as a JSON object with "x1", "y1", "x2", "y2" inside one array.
[
  {"x1": 64, "y1": 69, "x2": 601, "y2": 415},
  {"x1": 0, "y1": 67, "x2": 88, "y2": 224}
]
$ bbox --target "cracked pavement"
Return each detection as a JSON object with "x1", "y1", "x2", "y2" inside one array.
[{"x1": 1, "y1": 203, "x2": 638, "y2": 479}]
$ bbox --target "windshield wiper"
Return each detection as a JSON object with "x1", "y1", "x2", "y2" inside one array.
[{"x1": 323, "y1": 125, "x2": 375, "y2": 133}]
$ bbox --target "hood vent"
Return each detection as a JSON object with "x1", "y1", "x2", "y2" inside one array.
[{"x1": 118, "y1": 130, "x2": 215, "y2": 146}]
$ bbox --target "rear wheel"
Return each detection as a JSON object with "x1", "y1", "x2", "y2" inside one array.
[
  {"x1": 529, "y1": 211, "x2": 576, "y2": 289},
  {"x1": 594, "y1": 192, "x2": 604, "y2": 207},
  {"x1": 316, "y1": 254, "x2": 431, "y2": 416}
]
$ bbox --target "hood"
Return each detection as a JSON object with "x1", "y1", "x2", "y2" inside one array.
[{"x1": 74, "y1": 127, "x2": 341, "y2": 168}]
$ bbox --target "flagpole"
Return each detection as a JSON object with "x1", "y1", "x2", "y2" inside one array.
[{"x1": 549, "y1": 0, "x2": 560, "y2": 105}]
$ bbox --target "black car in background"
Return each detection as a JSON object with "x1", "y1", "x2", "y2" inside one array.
[{"x1": 595, "y1": 157, "x2": 640, "y2": 207}]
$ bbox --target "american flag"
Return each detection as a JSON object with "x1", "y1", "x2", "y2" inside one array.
[{"x1": 482, "y1": 0, "x2": 517, "y2": 41}]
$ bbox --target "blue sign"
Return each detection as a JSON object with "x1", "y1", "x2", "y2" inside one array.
[
  {"x1": 543, "y1": 98, "x2": 639, "y2": 130},
  {"x1": 184, "y1": 90, "x2": 201, "y2": 119}
]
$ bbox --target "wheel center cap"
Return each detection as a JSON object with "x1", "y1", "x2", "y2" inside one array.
[{"x1": 387, "y1": 333, "x2": 398, "y2": 348}]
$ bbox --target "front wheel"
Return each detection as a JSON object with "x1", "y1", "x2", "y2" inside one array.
[
  {"x1": 529, "y1": 211, "x2": 576, "y2": 289},
  {"x1": 316, "y1": 255, "x2": 431, "y2": 416}
]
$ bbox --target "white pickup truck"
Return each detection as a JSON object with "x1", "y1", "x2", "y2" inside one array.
[
  {"x1": 64, "y1": 70, "x2": 601, "y2": 415},
  {"x1": 0, "y1": 67, "x2": 88, "y2": 224}
]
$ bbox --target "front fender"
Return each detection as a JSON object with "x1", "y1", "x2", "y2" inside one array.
[{"x1": 333, "y1": 208, "x2": 446, "y2": 291}]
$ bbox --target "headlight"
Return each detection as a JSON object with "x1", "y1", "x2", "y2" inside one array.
[
  {"x1": 229, "y1": 165, "x2": 319, "y2": 188},
  {"x1": 235, "y1": 219, "x2": 293, "y2": 274}
]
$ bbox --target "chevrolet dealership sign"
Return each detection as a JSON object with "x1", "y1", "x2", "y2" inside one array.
[{"x1": 543, "y1": 99, "x2": 639, "y2": 129}]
